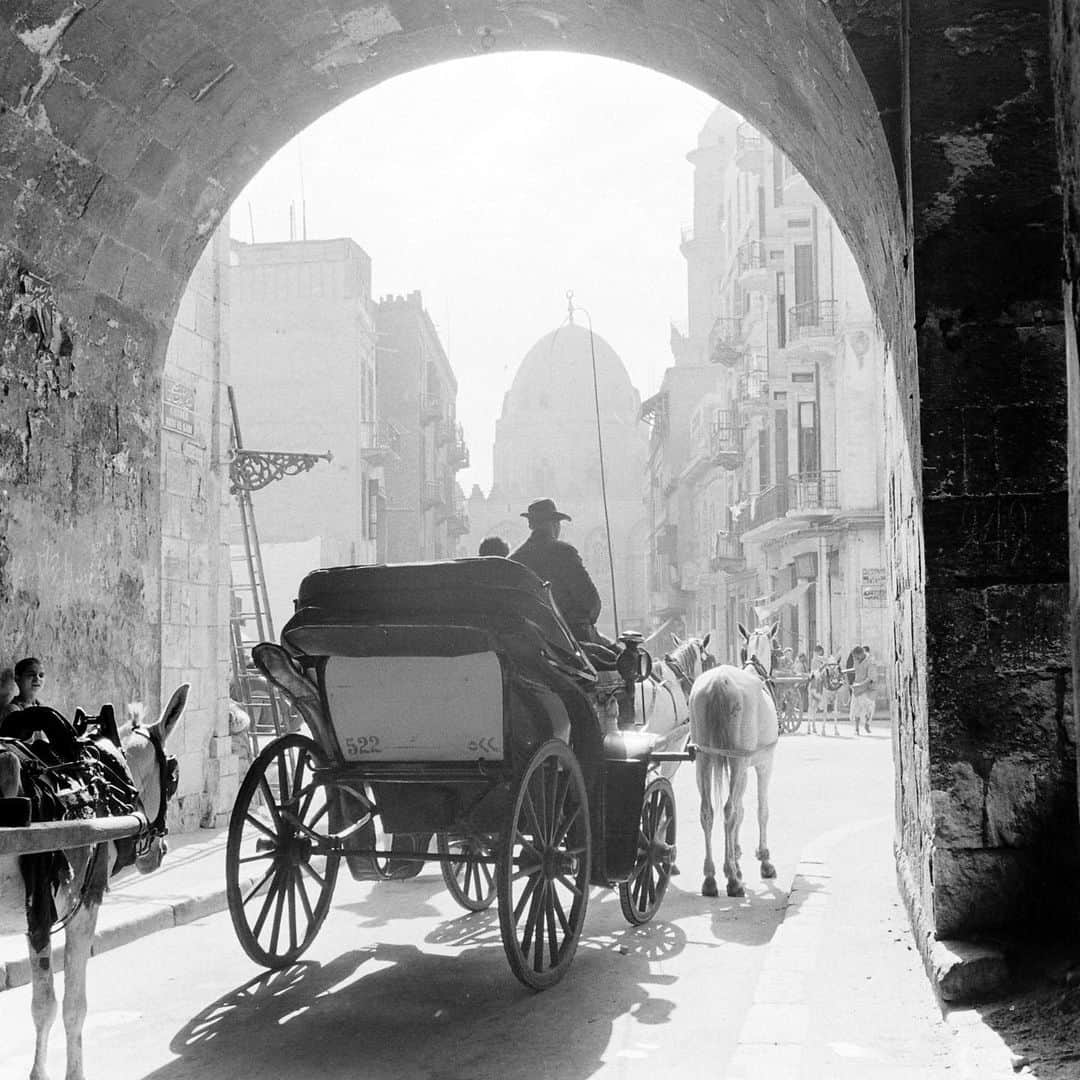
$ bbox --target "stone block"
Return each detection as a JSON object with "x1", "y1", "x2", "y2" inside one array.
[
  {"x1": 82, "y1": 172, "x2": 140, "y2": 236},
  {"x1": 986, "y1": 755, "x2": 1041, "y2": 846},
  {"x1": 932, "y1": 761, "x2": 984, "y2": 846},
  {"x1": 931, "y1": 938, "x2": 1009, "y2": 1003},
  {"x1": 932, "y1": 847, "x2": 1034, "y2": 938},
  {"x1": 84, "y1": 234, "x2": 130, "y2": 299},
  {"x1": 128, "y1": 138, "x2": 178, "y2": 199}
]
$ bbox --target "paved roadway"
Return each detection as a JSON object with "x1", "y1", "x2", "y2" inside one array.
[{"x1": 0, "y1": 724, "x2": 951, "y2": 1080}]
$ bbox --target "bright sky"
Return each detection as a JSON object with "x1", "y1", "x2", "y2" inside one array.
[{"x1": 230, "y1": 52, "x2": 719, "y2": 493}]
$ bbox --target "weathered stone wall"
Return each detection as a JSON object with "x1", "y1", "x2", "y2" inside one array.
[
  {"x1": 160, "y1": 225, "x2": 235, "y2": 830},
  {"x1": 1052, "y1": 0, "x2": 1080, "y2": 848},
  {"x1": 0, "y1": 248, "x2": 163, "y2": 711},
  {"x1": 909, "y1": 3, "x2": 1075, "y2": 937}
]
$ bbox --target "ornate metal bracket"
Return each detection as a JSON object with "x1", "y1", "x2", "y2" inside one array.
[{"x1": 229, "y1": 449, "x2": 332, "y2": 494}]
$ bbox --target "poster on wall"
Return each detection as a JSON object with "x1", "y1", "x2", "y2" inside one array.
[
  {"x1": 861, "y1": 567, "x2": 886, "y2": 606},
  {"x1": 163, "y1": 377, "x2": 196, "y2": 437}
]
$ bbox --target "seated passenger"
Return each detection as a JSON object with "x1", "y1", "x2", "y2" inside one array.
[
  {"x1": 478, "y1": 535, "x2": 510, "y2": 557},
  {"x1": 510, "y1": 498, "x2": 610, "y2": 646}
]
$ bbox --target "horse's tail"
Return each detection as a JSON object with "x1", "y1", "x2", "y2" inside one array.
[{"x1": 689, "y1": 669, "x2": 742, "y2": 752}]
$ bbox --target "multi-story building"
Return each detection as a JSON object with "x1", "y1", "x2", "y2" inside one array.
[
  {"x1": 375, "y1": 291, "x2": 468, "y2": 561},
  {"x1": 647, "y1": 106, "x2": 888, "y2": 681},
  {"x1": 228, "y1": 237, "x2": 387, "y2": 628},
  {"x1": 468, "y1": 323, "x2": 650, "y2": 637}
]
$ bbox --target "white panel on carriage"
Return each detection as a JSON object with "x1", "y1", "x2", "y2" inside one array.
[{"x1": 324, "y1": 652, "x2": 504, "y2": 761}]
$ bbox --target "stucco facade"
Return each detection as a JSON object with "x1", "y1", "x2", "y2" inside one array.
[
  {"x1": 375, "y1": 292, "x2": 467, "y2": 562},
  {"x1": 228, "y1": 238, "x2": 383, "y2": 585}
]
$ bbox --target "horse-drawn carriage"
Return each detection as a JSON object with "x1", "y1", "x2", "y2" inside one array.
[
  {"x1": 771, "y1": 673, "x2": 808, "y2": 734},
  {"x1": 225, "y1": 558, "x2": 704, "y2": 990}
]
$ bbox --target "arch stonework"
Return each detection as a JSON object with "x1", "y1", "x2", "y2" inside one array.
[{"x1": 0, "y1": 1, "x2": 1073, "y2": 980}]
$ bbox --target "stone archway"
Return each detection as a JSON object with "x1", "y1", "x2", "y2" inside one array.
[{"x1": 0, "y1": 1, "x2": 1072, "y2": 984}]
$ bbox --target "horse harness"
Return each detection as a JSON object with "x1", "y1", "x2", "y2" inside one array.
[
  {"x1": 662, "y1": 652, "x2": 696, "y2": 697},
  {"x1": 0, "y1": 706, "x2": 178, "y2": 948}
]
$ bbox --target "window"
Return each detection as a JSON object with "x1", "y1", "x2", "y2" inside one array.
[{"x1": 798, "y1": 401, "x2": 819, "y2": 474}]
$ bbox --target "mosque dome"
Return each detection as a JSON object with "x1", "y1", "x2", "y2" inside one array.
[{"x1": 501, "y1": 323, "x2": 640, "y2": 425}]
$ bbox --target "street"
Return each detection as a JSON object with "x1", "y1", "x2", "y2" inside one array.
[{"x1": 0, "y1": 727, "x2": 960, "y2": 1080}]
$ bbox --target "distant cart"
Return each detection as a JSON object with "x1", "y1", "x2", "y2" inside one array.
[{"x1": 770, "y1": 674, "x2": 809, "y2": 734}]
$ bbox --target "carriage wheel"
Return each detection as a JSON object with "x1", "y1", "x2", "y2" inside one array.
[
  {"x1": 438, "y1": 832, "x2": 496, "y2": 911},
  {"x1": 779, "y1": 695, "x2": 802, "y2": 734},
  {"x1": 497, "y1": 740, "x2": 591, "y2": 990},
  {"x1": 619, "y1": 777, "x2": 676, "y2": 926},
  {"x1": 226, "y1": 733, "x2": 340, "y2": 969}
]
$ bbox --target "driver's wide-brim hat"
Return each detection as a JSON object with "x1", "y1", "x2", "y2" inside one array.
[{"x1": 522, "y1": 498, "x2": 572, "y2": 523}]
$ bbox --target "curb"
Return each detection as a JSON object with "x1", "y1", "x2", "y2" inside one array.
[{"x1": 0, "y1": 882, "x2": 239, "y2": 993}]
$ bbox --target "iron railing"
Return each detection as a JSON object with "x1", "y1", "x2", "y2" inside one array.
[
  {"x1": 358, "y1": 420, "x2": 401, "y2": 456},
  {"x1": 734, "y1": 483, "x2": 788, "y2": 536},
  {"x1": 787, "y1": 470, "x2": 840, "y2": 512},
  {"x1": 737, "y1": 367, "x2": 770, "y2": 406},
  {"x1": 737, "y1": 240, "x2": 766, "y2": 274},
  {"x1": 710, "y1": 412, "x2": 743, "y2": 463},
  {"x1": 710, "y1": 531, "x2": 743, "y2": 570},
  {"x1": 736, "y1": 122, "x2": 763, "y2": 155},
  {"x1": 788, "y1": 299, "x2": 839, "y2": 342}
]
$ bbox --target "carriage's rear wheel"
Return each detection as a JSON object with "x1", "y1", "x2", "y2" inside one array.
[
  {"x1": 619, "y1": 777, "x2": 676, "y2": 925},
  {"x1": 497, "y1": 740, "x2": 591, "y2": 990},
  {"x1": 226, "y1": 733, "x2": 339, "y2": 968},
  {"x1": 438, "y1": 832, "x2": 496, "y2": 911}
]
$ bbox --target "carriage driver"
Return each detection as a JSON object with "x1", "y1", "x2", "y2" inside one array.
[{"x1": 510, "y1": 498, "x2": 610, "y2": 646}]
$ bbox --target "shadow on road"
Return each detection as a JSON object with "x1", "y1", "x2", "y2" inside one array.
[{"x1": 151, "y1": 930, "x2": 683, "y2": 1080}]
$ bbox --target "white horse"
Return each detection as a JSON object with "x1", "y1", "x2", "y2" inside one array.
[
  {"x1": 808, "y1": 655, "x2": 845, "y2": 736},
  {"x1": 689, "y1": 623, "x2": 779, "y2": 898},
  {"x1": 0, "y1": 685, "x2": 188, "y2": 1080},
  {"x1": 636, "y1": 634, "x2": 714, "y2": 745}
]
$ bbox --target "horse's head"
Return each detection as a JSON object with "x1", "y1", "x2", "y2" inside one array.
[
  {"x1": 669, "y1": 633, "x2": 715, "y2": 681},
  {"x1": 739, "y1": 622, "x2": 778, "y2": 676},
  {"x1": 120, "y1": 684, "x2": 188, "y2": 873}
]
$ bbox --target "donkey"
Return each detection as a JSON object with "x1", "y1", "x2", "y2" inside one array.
[
  {"x1": 0, "y1": 684, "x2": 188, "y2": 1080},
  {"x1": 808, "y1": 655, "x2": 845, "y2": 736},
  {"x1": 689, "y1": 623, "x2": 779, "y2": 898}
]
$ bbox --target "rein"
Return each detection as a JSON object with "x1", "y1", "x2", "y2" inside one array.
[
  {"x1": 743, "y1": 637, "x2": 777, "y2": 706},
  {"x1": 127, "y1": 724, "x2": 179, "y2": 858}
]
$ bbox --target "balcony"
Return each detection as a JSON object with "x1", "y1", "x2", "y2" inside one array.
[
  {"x1": 422, "y1": 480, "x2": 445, "y2": 509},
  {"x1": 709, "y1": 412, "x2": 743, "y2": 470},
  {"x1": 710, "y1": 531, "x2": 744, "y2": 572},
  {"x1": 444, "y1": 492, "x2": 470, "y2": 536},
  {"x1": 737, "y1": 367, "x2": 770, "y2": 413},
  {"x1": 735, "y1": 122, "x2": 764, "y2": 170},
  {"x1": 419, "y1": 393, "x2": 442, "y2": 424},
  {"x1": 357, "y1": 420, "x2": 401, "y2": 464},
  {"x1": 734, "y1": 483, "x2": 789, "y2": 540},
  {"x1": 447, "y1": 422, "x2": 469, "y2": 470},
  {"x1": 708, "y1": 316, "x2": 743, "y2": 366},
  {"x1": 787, "y1": 300, "x2": 839, "y2": 346},
  {"x1": 787, "y1": 470, "x2": 840, "y2": 516}
]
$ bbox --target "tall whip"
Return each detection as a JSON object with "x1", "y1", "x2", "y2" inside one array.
[{"x1": 566, "y1": 291, "x2": 619, "y2": 636}]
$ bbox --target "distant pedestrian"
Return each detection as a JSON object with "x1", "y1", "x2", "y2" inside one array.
[
  {"x1": 849, "y1": 646, "x2": 875, "y2": 734},
  {"x1": 478, "y1": 536, "x2": 510, "y2": 557}
]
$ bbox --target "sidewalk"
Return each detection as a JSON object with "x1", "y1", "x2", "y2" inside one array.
[
  {"x1": 0, "y1": 827, "x2": 233, "y2": 993},
  {"x1": 0, "y1": 815, "x2": 1028, "y2": 1078}
]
